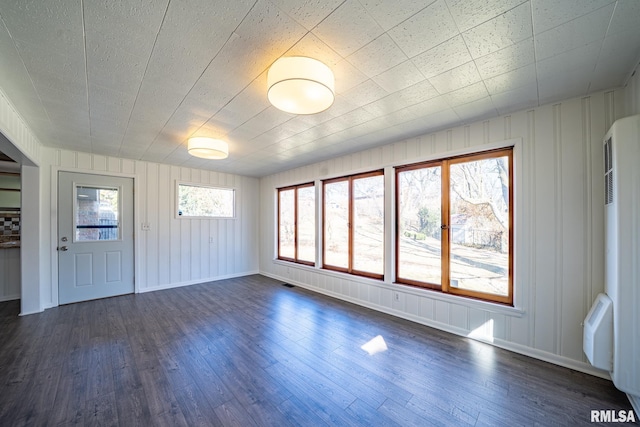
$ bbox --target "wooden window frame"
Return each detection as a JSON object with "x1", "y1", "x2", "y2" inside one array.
[
  {"x1": 277, "y1": 182, "x2": 315, "y2": 266},
  {"x1": 395, "y1": 148, "x2": 514, "y2": 305},
  {"x1": 322, "y1": 170, "x2": 384, "y2": 280}
]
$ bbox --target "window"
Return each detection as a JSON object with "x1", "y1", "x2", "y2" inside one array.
[
  {"x1": 396, "y1": 148, "x2": 513, "y2": 305},
  {"x1": 323, "y1": 171, "x2": 384, "y2": 279},
  {"x1": 75, "y1": 185, "x2": 120, "y2": 241},
  {"x1": 277, "y1": 183, "x2": 315, "y2": 265},
  {"x1": 177, "y1": 183, "x2": 235, "y2": 218}
]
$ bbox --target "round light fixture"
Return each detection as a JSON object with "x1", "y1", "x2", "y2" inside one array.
[
  {"x1": 267, "y1": 56, "x2": 335, "y2": 115},
  {"x1": 187, "y1": 137, "x2": 229, "y2": 159}
]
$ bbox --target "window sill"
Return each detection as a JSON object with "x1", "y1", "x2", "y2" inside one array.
[{"x1": 271, "y1": 259, "x2": 525, "y2": 318}]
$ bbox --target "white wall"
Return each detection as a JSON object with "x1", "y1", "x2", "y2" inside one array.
[
  {"x1": 259, "y1": 89, "x2": 626, "y2": 376},
  {"x1": 39, "y1": 148, "x2": 259, "y2": 308}
]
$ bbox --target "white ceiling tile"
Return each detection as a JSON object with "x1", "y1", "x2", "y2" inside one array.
[
  {"x1": 536, "y1": 41, "x2": 600, "y2": 81},
  {"x1": 607, "y1": 0, "x2": 640, "y2": 38},
  {"x1": 36, "y1": 85, "x2": 87, "y2": 114},
  {"x1": 0, "y1": 0, "x2": 84, "y2": 59},
  {"x1": 333, "y1": 59, "x2": 369, "y2": 94},
  {"x1": 532, "y1": 0, "x2": 615, "y2": 35},
  {"x1": 443, "y1": 81, "x2": 489, "y2": 106},
  {"x1": 83, "y1": 0, "x2": 166, "y2": 59},
  {"x1": 347, "y1": 34, "x2": 408, "y2": 78},
  {"x1": 342, "y1": 80, "x2": 389, "y2": 107},
  {"x1": 429, "y1": 62, "x2": 483, "y2": 94},
  {"x1": 210, "y1": 75, "x2": 271, "y2": 130},
  {"x1": 490, "y1": 83, "x2": 538, "y2": 114},
  {"x1": 405, "y1": 96, "x2": 452, "y2": 117},
  {"x1": 411, "y1": 36, "x2": 472, "y2": 79},
  {"x1": 372, "y1": 60, "x2": 425, "y2": 93},
  {"x1": 534, "y1": 3, "x2": 614, "y2": 60},
  {"x1": 118, "y1": 145, "x2": 148, "y2": 159},
  {"x1": 475, "y1": 37, "x2": 535, "y2": 79},
  {"x1": 538, "y1": 73, "x2": 590, "y2": 105},
  {"x1": 483, "y1": 63, "x2": 537, "y2": 94},
  {"x1": 359, "y1": 0, "x2": 435, "y2": 32},
  {"x1": 453, "y1": 96, "x2": 498, "y2": 122},
  {"x1": 462, "y1": 2, "x2": 532, "y2": 58},
  {"x1": 269, "y1": 0, "x2": 344, "y2": 30},
  {"x1": 312, "y1": 0, "x2": 384, "y2": 57},
  {"x1": 447, "y1": 0, "x2": 528, "y2": 32},
  {"x1": 363, "y1": 79, "x2": 439, "y2": 116},
  {"x1": 14, "y1": 39, "x2": 87, "y2": 97},
  {"x1": 86, "y1": 42, "x2": 147, "y2": 94},
  {"x1": 388, "y1": 0, "x2": 459, "y2": 58},
  {"x1": 283, "y1": 32, "x2": 343, "y2": 67}
]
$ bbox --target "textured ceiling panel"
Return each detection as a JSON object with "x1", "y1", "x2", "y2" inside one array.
[{"x1": 0, "y1": 0, "x2": 638, "y2": 177}]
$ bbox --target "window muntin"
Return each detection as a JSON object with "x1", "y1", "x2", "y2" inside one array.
[
  {"x1": 277, "y1": 183, "x2": 315, "y2": 265},
  {"x1": 396, "y1": 148, "x2": 513, "y2": 305},
  {"x1": 177, "y1": 184, "x2": 234, "y2": 218},
  {"x1": 323, "y1": 171, "x2": 384, "y2": 279}
]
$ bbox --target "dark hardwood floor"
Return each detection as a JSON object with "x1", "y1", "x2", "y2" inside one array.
[{"x1": 0, "y1": 274, "x2": 634, "y2": 426}]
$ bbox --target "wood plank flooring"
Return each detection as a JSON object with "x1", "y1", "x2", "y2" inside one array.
[{"x1": 0, "y1": 275, "x2": 634, "y2": 426}]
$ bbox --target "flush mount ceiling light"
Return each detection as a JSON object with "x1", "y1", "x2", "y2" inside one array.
[
  {"x1": 187, "y1": 137, "x2": 229, "y2": 159},
  {"x1": 267, "y1": 56, "x2": 335, "y2": 115}
]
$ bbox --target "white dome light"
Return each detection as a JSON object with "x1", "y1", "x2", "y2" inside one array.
[
  {"x1": 187, "y1": 137, "x2": 229, "y2": 159},
  {"x1": 267, "y1": 56, "x2": 335, "y2": 115}
]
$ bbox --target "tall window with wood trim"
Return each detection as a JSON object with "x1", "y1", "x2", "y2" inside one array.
[
  {"x1": 396, "y1": 148, "x2": 513, "y2": 305},
  {"x1": 277, "y1": 183, "x2": 315, "y2": 265},
  {"x1": 323, "y1": 170, "x2": 384, "y2": 279}
]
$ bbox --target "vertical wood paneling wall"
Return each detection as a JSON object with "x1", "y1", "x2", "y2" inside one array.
[
  {"x1": 259, "y1": 89, "x2": 626, "y2": 376},
  {"x1": 0, "y1": 88, "x2": 41, "y2": 165},
  {"x1": 39, "y1": 148, "x2": 259, "y2": 308}
]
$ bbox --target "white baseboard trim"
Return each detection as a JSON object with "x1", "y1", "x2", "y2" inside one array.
[
  {"x1": 0, "y1": 294, "x2": 19, "y2": 302},
  {"x1": 262, "y1": 271, "x2": 610, "y2": 380},
  {"x1": 137, "y1": 270, "x2": 260, "y2": 294},
  {"x1": 19, "y1": 308, "x2": 43, "y2": 316}
]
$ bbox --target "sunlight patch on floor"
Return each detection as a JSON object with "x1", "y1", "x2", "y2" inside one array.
[{"x1": 361, "y1": 335, "x2": 388, "y2": 355}]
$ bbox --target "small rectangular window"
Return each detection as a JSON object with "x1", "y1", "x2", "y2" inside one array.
[{"x1": 177, "y1": 183, "x2": 235, "y2": 218}]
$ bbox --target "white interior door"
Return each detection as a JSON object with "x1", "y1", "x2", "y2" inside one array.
[{"x1": 58, "y1": 172, "x2": 134, "y2": 304}]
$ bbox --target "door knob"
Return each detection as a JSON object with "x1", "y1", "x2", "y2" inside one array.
[{"x1": 58, "y1": 246, "x2": 68, "y2": 251}]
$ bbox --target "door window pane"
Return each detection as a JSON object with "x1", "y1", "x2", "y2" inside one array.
[
  {"x1": 76, "y1": 186, "x2": 119, "y2": 241},
  {"x1": 278, "y1": 189, "x2": 295, "y2": 259},
  {"x1": 324, "y1": 180, "x2": 349, "y2": 269},
  {"x1": 297, "y1": 186, "x2": 315, "y2": 263},
  {"x1": 449, "y1": 156, "x2": 510, "y2": 296},
  {"x1": 397, "y1": 166, "x2": 442, "y2": 285},
  {"x1": 352, "y1": 175, "x2": 384, "y2": 275}
]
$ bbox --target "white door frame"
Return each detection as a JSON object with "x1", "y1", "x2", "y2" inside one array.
[{"x1": 50, "y1": 167, "x2": 139, "y2": 307}]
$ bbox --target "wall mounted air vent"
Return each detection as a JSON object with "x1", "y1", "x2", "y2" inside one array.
[{"x1": 604, "y1": 137, "x2": 613, "y2": 205}]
